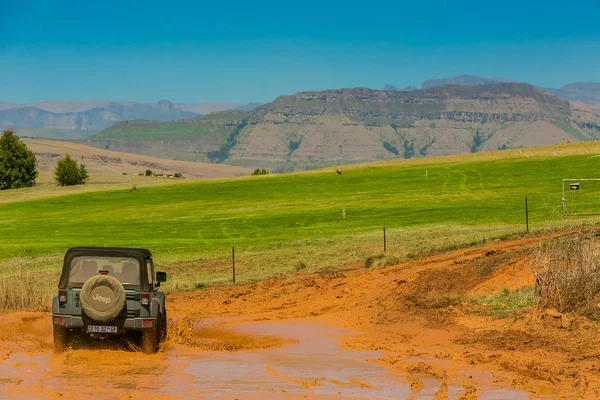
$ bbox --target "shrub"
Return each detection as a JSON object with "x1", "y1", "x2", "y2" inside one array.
[
  {"x1": 365, "y1": 253, "x2": 401, "y2": 268},
  {"x1": 55, "y1": 154, "x2": 89, "y2": 186},
  {"x1": 0, "y1": 130, "x2": 38, "y2": 190},
  {"x1": 533, "y1": 233, "x2": 600, "y2": 318},
  {"x1": 174, "y1": 172, "x2": 183, "y2": 178},
  {"x1": 145, "y1": 169, "x2": 153, "y2": 176},
  {"x1": 251, "y1": 168, "x2": 269, "y2": 176},
  {"x1": 294, "y1": 261, "x2": 309, "y2": 272},
  {"x1": 79, "y1": 163, "x2": 89, "y2": 182}
]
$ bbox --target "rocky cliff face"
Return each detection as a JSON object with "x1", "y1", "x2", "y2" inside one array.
[
  {"x1": 260, "y1": 84, "x2": 571, "y2": 122},
  {"x1": 88, "y1": 83, "x2": 600, "y2": 171}
]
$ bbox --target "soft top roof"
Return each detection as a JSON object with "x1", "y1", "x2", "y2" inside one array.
[
  {"x1": 65, "y1": 247, "x2": 152, "y2": 259},
  {"x1": 59, "y1": 247, "x2": 154, "y2": 289}
]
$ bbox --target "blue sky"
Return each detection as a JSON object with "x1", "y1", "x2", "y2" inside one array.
[{"x1": 1, "y1": 0, "x2": 599, "y2": 104}]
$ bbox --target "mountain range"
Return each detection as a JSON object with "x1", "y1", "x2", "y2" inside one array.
[
  {"x1": 84, "y1": 83, "x2": 600, "y2": 171},
  {"x1": 0, "y1": 100, "x2": 259, "y2": 138},
  {"x1": 384, "y1": 75, "x2": 600, "y2": 105}
]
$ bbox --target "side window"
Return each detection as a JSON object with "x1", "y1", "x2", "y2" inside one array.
[{"x1": 147, "y1": 260, "x2": 154, "y2": 288}]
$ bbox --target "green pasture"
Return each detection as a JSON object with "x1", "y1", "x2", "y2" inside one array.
[{"x1": 1, "y1": 152, "x2": 600, "y2": 301}]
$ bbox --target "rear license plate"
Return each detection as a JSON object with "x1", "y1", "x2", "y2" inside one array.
[{"x1": 86, "y1": 325, "x2": 117, "y2": 333}]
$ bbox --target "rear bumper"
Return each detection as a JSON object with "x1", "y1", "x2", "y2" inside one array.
[{"x1": 52, "y1": 315, "x2": 156, "y2": 331}]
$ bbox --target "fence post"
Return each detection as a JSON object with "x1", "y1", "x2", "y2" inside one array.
[
  {"x1": 232, "y1": 247, "x2": 236, "y2": 284},
  {"x1": 525, "y1": 197, "x2": 529, "y2": 233},
  {"x1": 383, "y1": 227, "x2": 387, "y2": 253}
]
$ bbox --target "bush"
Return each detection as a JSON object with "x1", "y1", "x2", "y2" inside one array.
[
  {"x1": 534, "y1": 233, "x2": 600, "y2": 318},
  {"x1": 145, "y1": 169, "x2": 153, "y2": 176},
  {"x1": 174, "y1": 172, "x2": 183, "y2": 178},
  {"x1": 54, "y1": 154, "x2": 89, "y2": 186},
  {"x1": 0, "y1": 130, "x2": 38, "y2": 190},
  {"x1": 79, "y1": 163, "x2": 89, "y2": 182},
  {"x1": 251, "y1": 168, "x2": 269, "y2": 176},
  {"x1": 365, "y1": 253, "x2": 401, "y2": 268}
]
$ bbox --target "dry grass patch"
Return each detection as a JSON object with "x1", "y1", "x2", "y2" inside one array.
[
  {"x1": 534, "y1": 233, "x2": 600, "y2": 318},
  {"x1": 0, "y1": 268, "x2": 55, "y2": 312}
]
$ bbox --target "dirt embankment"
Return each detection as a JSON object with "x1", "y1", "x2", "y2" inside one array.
[{"x1": 2, "y1": 228, "x2": 600, "y2": 398}]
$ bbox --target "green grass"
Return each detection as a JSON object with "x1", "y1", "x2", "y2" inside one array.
[
  {"x1": 93, "y1": 111, "x2": 254, "y2": 141},
  {"x1": 3, "y1": 151, "x2": 600, "y2": 300},
  {"x1": 20, "y1": 128, "x2": 98, "y2": 140},
  {"x1": 473, "y1": 287, "x2": 539, "y2": 314},
  {"x1": 554, "y1": 122, "x2": 588, "y2": 141}
]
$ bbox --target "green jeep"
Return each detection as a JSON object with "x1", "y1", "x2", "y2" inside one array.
[{"x1": 52, "y1": 247, "x2": 167, "y2": 354}]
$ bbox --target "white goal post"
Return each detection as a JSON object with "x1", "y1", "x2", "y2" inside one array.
[{"x1": 562, "y1": 178, "x2": 600, "y2": 216}]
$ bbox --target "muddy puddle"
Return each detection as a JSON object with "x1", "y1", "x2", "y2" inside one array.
[{"x1": 0, "y1": 319, "x2": 529, "y2": 399}]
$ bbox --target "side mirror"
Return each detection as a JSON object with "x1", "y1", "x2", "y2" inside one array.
[{"x1": 156, "y1": 271, "x2": 167, "y2": 283}]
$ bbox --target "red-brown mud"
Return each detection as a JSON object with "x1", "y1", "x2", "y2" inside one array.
[{"x1": 1, "y1": 229, "x2": 598, "y2": 399}]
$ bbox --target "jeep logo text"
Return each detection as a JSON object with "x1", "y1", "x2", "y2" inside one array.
[{"x1": 93, "y1": 293, "x2": 111, "y2": 304}]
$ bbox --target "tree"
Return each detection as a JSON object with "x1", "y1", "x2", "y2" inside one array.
[
  {"x1": 54, "y1": 154, "x2": 88, "y2": 186},
  {"x1": 145, "y1": 169, "x2": 153, "y2": 176},
  {"x1": 251, "y1": 168, "x2": 269, "y2": 176},
  {"x1": 0, "y1": 130, "x2": 38, "y2": 190},
  {"x1": 79, "y1": 164, "x2": 89, "y2": 183}
]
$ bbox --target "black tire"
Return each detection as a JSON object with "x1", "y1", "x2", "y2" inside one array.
[
  {"x1": 141, "y1": 318, "x2": 159, "y2": 354},
  {"x1": 160, "y1": 310, "x2": 167, "y2": 341},
  {"x1": 53, "y1": 326, "x2": 68, "y2": 353}
]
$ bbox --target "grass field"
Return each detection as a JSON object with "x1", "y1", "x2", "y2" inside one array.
[{"x1": 3, "y1": 143, "x2": 600, "y2": 309}]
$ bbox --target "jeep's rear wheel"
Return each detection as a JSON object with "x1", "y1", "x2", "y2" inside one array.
[
  {"x1": 53, "y1": 326, "x2": 68, "y2": 353},
  {"x1": 141, "y1": 318, "x2": 160, "y2": 354},
  {"x1": 160, "y1": 311, "x2": 167, "y2": 341}
]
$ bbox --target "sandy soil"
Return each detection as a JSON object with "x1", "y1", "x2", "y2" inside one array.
[{"x1": 1, "y1": 229, "x2": 599, "y2": 399}]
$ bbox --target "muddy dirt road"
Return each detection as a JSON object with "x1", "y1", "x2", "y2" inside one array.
[{"x1": 2, "y1": 230, "x2": 600, "y2": 399}]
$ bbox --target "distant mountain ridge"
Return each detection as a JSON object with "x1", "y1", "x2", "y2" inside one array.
[
  {"x1": 86, "y1": 83, "x2": 600, "y2": 171},
  {"x1": 422, "y1": 75, "x2": 512, "y2": 89},
  {"x1": 0, "y1": 100, "x2": 260, "y2": 138},
  {"x1": 543, "y1": 83, "x2": 600, "y2": 105},
  {"x1": 385, "y1": 75, "x2": 600, "y2": 105}
]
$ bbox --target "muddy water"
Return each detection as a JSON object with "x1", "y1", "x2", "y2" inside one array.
[{"x1": 0, "y1": 320, "x2": 528, "y2": 399}]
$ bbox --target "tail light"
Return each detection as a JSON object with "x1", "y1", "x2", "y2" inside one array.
[
  {"x1": 143, "y1": 319, "x2": 153, "y2": 327},
  {"x1": 141, "y1": 293, "x2": 150, "y2": 306},
  {"x1": 58, "y1": 290, "x2": 67, "y2": 304},
  {"x1": 54, "y1": 316, "x2": 63, "y2": 325}
]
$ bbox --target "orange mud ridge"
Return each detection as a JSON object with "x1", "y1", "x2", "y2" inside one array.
[{"x1": 2, "y1": 229, "x2": 600, "y2": 399}]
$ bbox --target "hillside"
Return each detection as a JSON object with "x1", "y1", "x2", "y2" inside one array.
[
  {"x1": 88, "y1": 83, "x2": 600, "y2": 171},
  {"x1": 24, "y1": 139, "x2": 250, "y2": 178},
  {"x1": 5, "y1": 139, "x2": 600, "y2": 276}
]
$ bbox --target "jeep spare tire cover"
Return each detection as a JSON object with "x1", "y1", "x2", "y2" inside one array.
[{"x1": 80, "y1": 275, "x2": 126, "y2": 323}]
